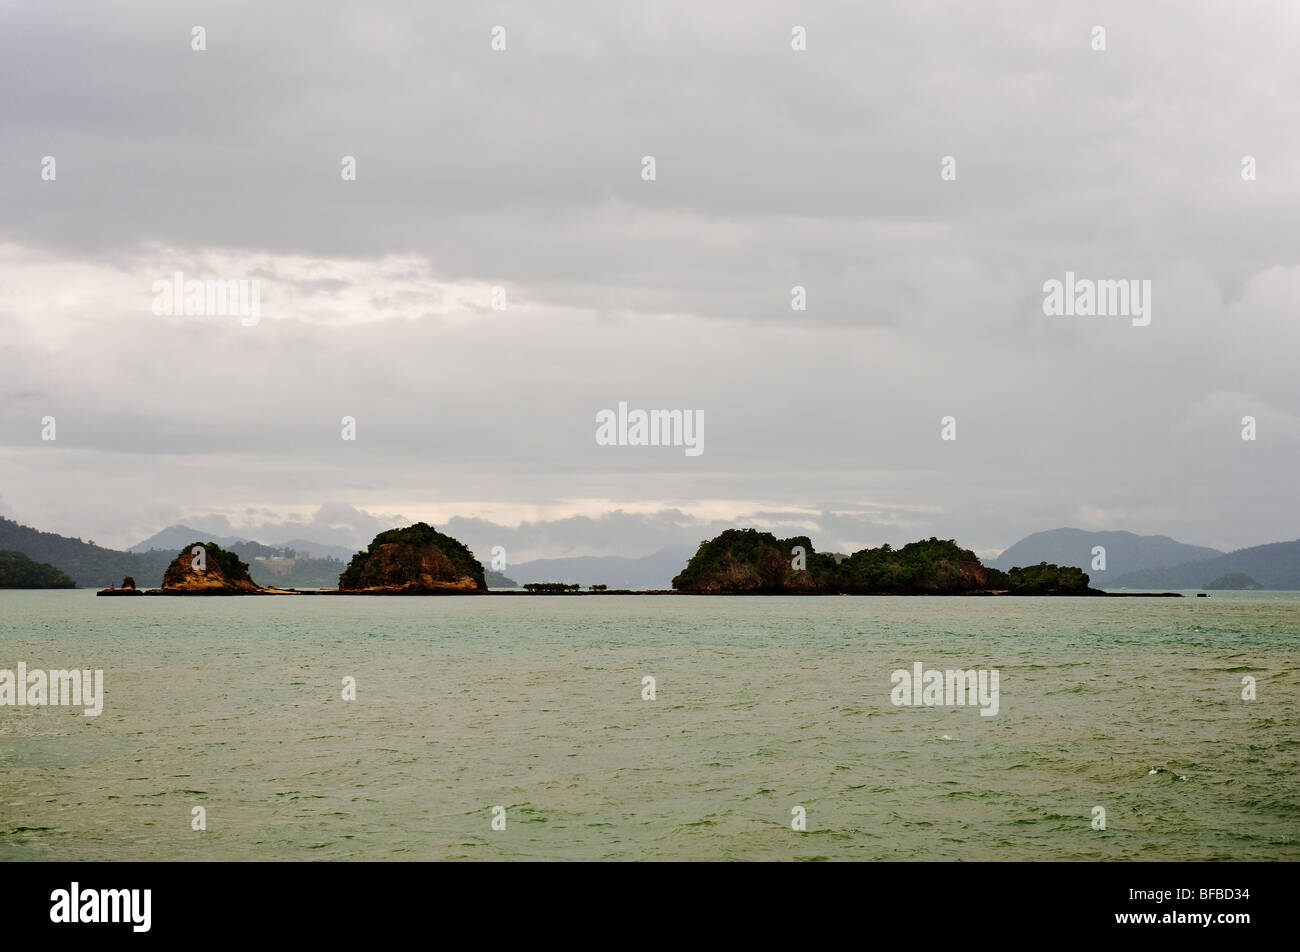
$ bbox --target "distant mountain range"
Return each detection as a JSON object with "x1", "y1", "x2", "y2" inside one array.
[
  {"x1": 128, "y1": 525, "x2": 357, "y2": 561},
  {"x1": 989, "y1": 528, "x2": 1223, "y2": 576},
  {"x1": 989, "y1": 527, "x2": 1300, "y2": 590},
  {"x1": 1108, "y1": 541, "x2": 1300, "y2": 590}
]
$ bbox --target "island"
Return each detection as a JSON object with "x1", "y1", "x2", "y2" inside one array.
[
  {"x1": 671, "y1": 529, "x2": 1103, "y2": 595},
  {"x1": 334, "y1": 523, "x2": 486, "y2": 594},
  {"x1": 158, "y1": 542, "x2": 263, "y2": 594},
  {"x1": 1204, "y1": 572, "x2": 1261, "y2": 590},
  {"x1": 97, "y1": 575, "x2": 144, "y2": 596}
]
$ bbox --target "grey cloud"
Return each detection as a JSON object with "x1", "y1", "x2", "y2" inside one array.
[{"x1": 0, "y1": 1, "x2": 1296, "y2": 557}]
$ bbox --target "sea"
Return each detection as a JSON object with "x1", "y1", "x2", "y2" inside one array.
[{"x1": 1, "y1": 590, "x2": 1296, "y2": 861}]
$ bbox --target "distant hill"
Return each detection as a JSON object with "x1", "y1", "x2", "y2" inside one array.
[
  {"x1": 1205, "y1": 572, "x2": 1261, "y2": 590},
  {"x1": 0, "y1": 517, "x2": 173, "y2": 588},
  {"x1": 131, "y1": 525, "x2": 357, "y2": 562},
  {"x1": 130, "y1": 527, "x2": 369, "y2": 588},
  {"x1": 991, "y1": 529, "x2": 1222, "y2": 577},
  {"x1": 0, "y1": 550, "x2": 77, "y2": 588},
  {"x1": 129, "y1": 524, "x2": 246, "y2": 553},
  {"x1": 506, "y1": 547, "x2": 696, "y2": 590},
  {"x1": 230, "y1": 543, "x2": 345, "y2": 588},
  {"x1": 1109, "y1": 541, "x2": 1300, "y2": 590},
  {"x1": 271, "y1": 538, "x2": 357, "y2": 561},
  {"x1": 0, "y1": 518, "x2": 352, "y2": 589}
]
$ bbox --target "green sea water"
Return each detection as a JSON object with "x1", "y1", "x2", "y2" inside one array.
[{"x1": 1, "y1": 590, "x2": 1296, "y2": 861}]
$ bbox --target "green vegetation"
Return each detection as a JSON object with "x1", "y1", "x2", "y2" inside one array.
[
  {"x1": 671, "y1": 529, "x2": 842, "y2": 593},
  {"x1": 1204, "y1": 572, "x2": 1260, "y2": 590},
  {"x1": 203, "y1": 540, "x2": 343, "y2": 588},
  {"x1": 672, "y1": 529, "x2": 1093, "y2": 595},
  {"x1": 524, "y1": 582, "x2": 581, "y2": 592},
  {"x1": 192, "y1": 542, "x2": 254, "y2": 582},
  {"x1": 485, "y1": 569, "x2": 519, "y2": 588},
  {"x1": 0, "y1": 550, "x2": 77, "y2": 588},
  {"x1": 589, "y1": 584, "x2": 607, "y2": 591},
  {"x1": 840, "y1": 538, "x2": 985, "y2": 594},
  {"x1": 985, "y1": 561, "x2": 1090, "y2": 594},
  {"x1": 245, "y1": 554, "x2": 343, "y2": 588},
  {"x1": 0, "y1": 516, "x2": 173, "y2": 587},
  {"x1": 339, "y1": 522, "x2": 486, "y2": 589}
]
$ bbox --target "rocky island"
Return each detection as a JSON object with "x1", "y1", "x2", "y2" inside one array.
[
  {"x1": 96, "y1": 575, "x2": 144, "y2": 596},
  {"x1": 158, "y1": 542, "x2": 263, "y2": 594},
  {"x1": 671, "y1": 529, "x2": 1098, "y2": 595},
  {"x1": 334, "y1": 523, "x2": 486, "y2": 594}
]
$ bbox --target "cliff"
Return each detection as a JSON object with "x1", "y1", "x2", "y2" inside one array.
[
  {"x1": 337, "y1": 523, "x2": 486, "y2": 593},
  {"x1": 158, "y1": 542, "x2": 263, "y2": 594}
]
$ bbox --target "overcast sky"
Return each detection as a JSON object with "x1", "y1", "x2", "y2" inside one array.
[{"x1": 1, "y1": 1, "x2": 1297, "y2": 561}]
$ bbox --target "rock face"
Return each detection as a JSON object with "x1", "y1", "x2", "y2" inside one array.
[
  {"x1": 159, "y1": 542, "x2": 262, "y2": 594},
  {"x1": 338, "y1": 523, "x2": 486, "y2": 593}
]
